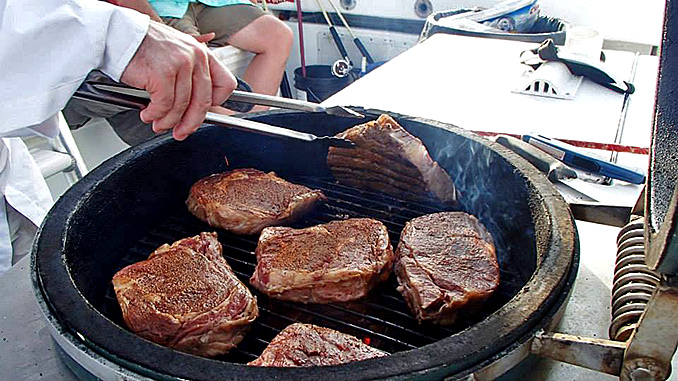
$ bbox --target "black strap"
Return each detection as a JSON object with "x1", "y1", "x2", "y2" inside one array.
[
  {"x1": 220, "y1": 77, "x2": 255, "y2": 113},
  {"x1": 520, "y1": 39, "x2": 634, "y2": 95}
]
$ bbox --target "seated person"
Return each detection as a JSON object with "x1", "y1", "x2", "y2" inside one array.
[
  {"x1": 63, "y1": 0, "x2": 293, "y2": 145},
  {"x1": 147, "y1": 0, "x2": 293, "y2": 105}
]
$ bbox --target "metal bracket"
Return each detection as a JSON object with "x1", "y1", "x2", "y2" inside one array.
[
  {"x1": 620, "y1": 281, "x2": 678, "y2": 381},
  {"x1": 531, "y1": 280, "x2": 678, "y2": 380},
  {"x1": 530, "y1": 331, "x2": 626, "y2": 375}
]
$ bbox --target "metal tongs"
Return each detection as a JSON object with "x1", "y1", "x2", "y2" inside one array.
[
  {"x1": 72, "y1": 83, "x2": 357, "y2": 148},
  {"x1": 227, "y1": 89, "x2": 363, "y2": 119}
]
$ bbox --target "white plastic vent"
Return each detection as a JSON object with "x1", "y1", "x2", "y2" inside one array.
[{"x1": 514, "y1": 61, "x2": 583, "y2": 100}]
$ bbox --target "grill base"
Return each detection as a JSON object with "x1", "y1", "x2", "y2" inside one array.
[
  {"x1": 35, "y1": 110, "x2": 577, "y2": 381},
  {"x1": 36, "y1": 251, "x2": 576, "y2": 381}
]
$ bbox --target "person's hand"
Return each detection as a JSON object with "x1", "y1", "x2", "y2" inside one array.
[
  {"x1": 193, "y1": 32, "x2": 215, "y2": 45},
  {"x1": 121, "y1": 21, "x2": 236, "y2": 140}
]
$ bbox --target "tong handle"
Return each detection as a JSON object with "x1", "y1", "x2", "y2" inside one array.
[
  {"x1": 228, "y1": 90, "x2": 325, "y2": 113},
  {"x1": 72, "y1": 85, "x2": 319, "y2": 143},
  {"x1": 203, "y1": 112, "x2": 317, "y2": 142},
  {"x1": 73, "y1": 85, "x2": 148, "y2": 110}
]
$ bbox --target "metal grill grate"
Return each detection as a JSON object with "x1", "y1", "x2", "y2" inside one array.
[{"x1": 102, "y1": 176, "x2": 524, "y2": 363}]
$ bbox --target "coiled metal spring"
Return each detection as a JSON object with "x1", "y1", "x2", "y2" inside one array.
[{"x1": 609, "y1": 217, "x2": 660, "y2": 341}]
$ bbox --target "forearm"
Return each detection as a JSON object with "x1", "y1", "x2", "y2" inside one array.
[{"x1": 108, "y1": 0, "x2": 163, "y2": 22}]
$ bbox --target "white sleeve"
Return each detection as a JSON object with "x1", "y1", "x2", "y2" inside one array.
[{"x1": 0, "y1": 0, "x2": 150, "y2": 135}]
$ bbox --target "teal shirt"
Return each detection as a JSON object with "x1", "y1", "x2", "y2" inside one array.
[{"x1": 149, "y1": 0, "x2": 254, "y2": 18}]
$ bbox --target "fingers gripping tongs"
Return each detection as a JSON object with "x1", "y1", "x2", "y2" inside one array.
[{"x1": 72, "y1": 83, "x2": 356, "y2": 148}]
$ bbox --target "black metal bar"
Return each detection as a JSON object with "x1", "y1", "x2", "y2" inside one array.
[
  {"x1": 270, "y1": 300, "x2": 413, "y2": 350},
  {"x1": 297, "y1": 176, "x2": 445, "y2": 214},
  {"x1": 251, "y1": 320, "x2": 282, "y2": 335},
  {"x1": 280, "y1": 72, "x2": 293, "y2": 99},
  {"x1": 329, "y1": 304, "x2": 440, "y2": 342},
  {"x1": 304, "y1": 213, "x2": 403, "y2": 237},
  {"x1": 354, "y1": 38, "x2": 375, "y2": 64}
]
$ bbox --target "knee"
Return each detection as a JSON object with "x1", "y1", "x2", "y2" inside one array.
[
  {"x1": 265, "y1": 17, "x2": 293, "y2": 57},
  {"x1": 277, "y1": 22, "x2": 293, "y2": 56}
]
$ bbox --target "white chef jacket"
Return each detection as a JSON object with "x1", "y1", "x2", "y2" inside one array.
[{"x1": 0, "y1": 0, "x2": 150, "y2": 273}]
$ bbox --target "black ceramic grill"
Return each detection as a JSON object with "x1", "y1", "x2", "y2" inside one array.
[
  {"x1": 100, "y1": 176, "x2": 525, "y2": 363},
  {"x1": 33, "y1": 110, "x2": 577, "y2": 380}
]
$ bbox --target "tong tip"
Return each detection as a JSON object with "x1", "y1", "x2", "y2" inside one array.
[
  {"x1": 321, "y1": 137, "x2": 355, "y2": 148},
  {"x1": 326, "y1": 106, "x2": 365, "y2": 119}
]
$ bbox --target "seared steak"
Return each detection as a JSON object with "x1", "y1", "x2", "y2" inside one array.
[
  {"x1": 250, "y1": 218, "x2": 394, "y2": 303},
  {"x1": 248, "y1": 323, "x2": 388, "y2": 367},
  {"x1": 112, "y1": 232, "x2": 258, "y2": 357},
  {"x1": 327, "y1": 114, "x2": 457, "y2": 205},
  {"x1": 395, "y1": 212, "x2": 499, "y2": 325},
  {"x1": 187, "y1": 168, "x2": 326, "y2": 235}
]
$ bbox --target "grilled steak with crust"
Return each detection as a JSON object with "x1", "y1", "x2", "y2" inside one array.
[
  {"x1": 250, "y1": 218, "x2": 394, "y2": 303},
  {"x1": 187, "y1": 168, "x2": 326, "y2": 235},
  {"x1": 395, "y1": 212, "x2": 499, "y2": 325},
  {"x1": 112, "y1": 232, "x2": 258, "y2": 357},
  {"x1": 248, "y1": 323, "x2": 387, "y2": 367},
  {"x1": 327, "y1": 114, "x2": 457, "y2": 205}
]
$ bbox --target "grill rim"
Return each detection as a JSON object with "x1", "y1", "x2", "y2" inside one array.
[{"x1": 32, "y1": 109, "x2": 578, "y2": 380}]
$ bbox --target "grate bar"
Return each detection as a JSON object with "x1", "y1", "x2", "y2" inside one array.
[
  {"x1": 246, "y1": 336, "x2": 271, "y2": 348},
  {"x1": 323, "y1": 199, "x2": 413, "y2": 225},
  {"x1": 305, "y1": 214, "x2": 403, "y2": 238},
  {"x1": 223, "y1": 262, "x2": 438, "y2": 348},
  {"x1": 251, "y1": 320, "x2": 282, "y2": 335},
  {"x1": 270, "y1": 300, "x2": 414, "y2": 350},
  {"x1": 362, "y1": 300, "x2": 418, "y2": 320},
  {"x1": 227, "y1": 347, "x2": 259, "y2": 360},
  {"x1": 379, "y1": 293, "x2": 409, "y2": 306},
  {"x1": 256, "y1": 304, "x2": 305, "y2": 325},
  {"x1": 295, "y1": 176, "x2": 445, "y2": 214},
  {"x1": 221, "y1": 252, "x2": 256, "y2": 267},
  {"x1": 328, "y1": 304, "x2": 440, "y2": 342}
]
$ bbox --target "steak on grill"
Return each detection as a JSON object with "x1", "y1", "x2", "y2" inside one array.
[
  {"x1": 395, "y1": 212, "x2": 499, "y2": 325},
  {"x1": 248, "y1": 323, "x2": 388, "y2": 367},
  {"x1": 186, "y1": 168, "x2": 326, "y2": 235},
  {"x1": 327, "y1": 114, "x2": 457, "y2": 205},
  {"x1": 111, "y1": 232, "x2": 258, "y2": 357},
  {"x1": 250, "y1": 218, "x2": 394, "y2": 303}
]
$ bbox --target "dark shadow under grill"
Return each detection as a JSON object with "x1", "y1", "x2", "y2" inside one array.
[{"x1": 102, "y1": 176, "x2": 525, "y2": 363}]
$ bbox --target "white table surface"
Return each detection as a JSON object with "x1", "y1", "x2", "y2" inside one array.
[{"x1": 325, "y1": 33, "x2": 657, "y2": 149}]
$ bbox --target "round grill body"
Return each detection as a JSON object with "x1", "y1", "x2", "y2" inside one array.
[{"x1": 33, "y1": 110, "x2": 578, "y2": 380}]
